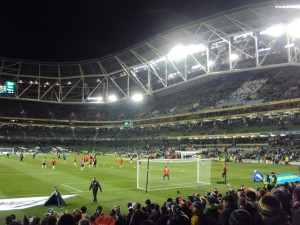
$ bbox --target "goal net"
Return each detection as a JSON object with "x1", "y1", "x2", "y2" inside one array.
[
  {"x1": 0, "y1": 147, "x2": 14, "y2": 155},
  {"x1": 137, "y1": 158, "x2": 212, "y2": 191}
]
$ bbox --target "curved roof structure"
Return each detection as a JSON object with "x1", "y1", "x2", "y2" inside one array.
[{"x1": 0, "y1": 1, "x2": 299, "y2": 104}]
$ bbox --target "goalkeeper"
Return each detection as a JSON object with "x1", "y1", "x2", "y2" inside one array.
[{"x1": 163, "y1": 165, "x2": 170, "y2": 180}]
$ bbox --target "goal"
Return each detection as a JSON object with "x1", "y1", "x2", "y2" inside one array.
[
  {"x1": 0, "y1": 147, "x2": 14, "y2": 155},
  {"x1": 137, "y1": 158, "x2": 212, "y2": 191}
]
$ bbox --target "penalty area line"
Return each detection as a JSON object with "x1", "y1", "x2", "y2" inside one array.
[{"x1": 61, "y1": 184, "x2": 82, "y2": 193}]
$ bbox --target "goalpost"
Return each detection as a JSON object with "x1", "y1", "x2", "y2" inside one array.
[{"x1": 137, "y1": 158, "x2": 212, "y2": 191}]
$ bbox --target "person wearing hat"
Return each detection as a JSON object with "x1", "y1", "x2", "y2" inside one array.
[
  {"x1": 229, "y1": 209, "x2": 252, "y2": 225},
  {"x1": 191, "y1": 201, "x2": 207, "y2": 225},
  {"x1": 257, "y1": 195, "x2": 290, "y2": 225},
  {"x1": 204, "y1": 196, "x2": 219, "y2": 223},
  {"x1": 219, "y1": 194, "x2": 237, "y2": 225},
  {"x1": 243, "y1": 190, "x2": 259, "y2": 220},
  {"x1": 89, "y1": 177, "x2": 102, "y2": 204}
]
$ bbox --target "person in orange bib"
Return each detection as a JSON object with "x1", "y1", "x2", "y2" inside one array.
[{"x1": 163, "y1": 165, "x2": 170, "y2": 180}]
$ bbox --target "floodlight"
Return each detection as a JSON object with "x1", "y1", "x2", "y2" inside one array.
[
  {"x1": 230, "y1": 53, "x2": 239, "y2": 61},
  {"x1": 167, "y1": 44, "x2": 207, "y2": 61},
  {"x1": 260, "y1": 24, "x2": 285, "y2": 37},
  {"x1": 132, "y1": 93, "x2": 143, "y2": 102},
  {"x1": 167, "y1": 45, "x2": 186, "y2": 61},
  {"x1": 208, "y1": 60, "x2": 215, "y2": 66},
  {"x1": 87, "y1": 96, "x2": 103, "y2": 102},
  {"x1": 108, "y1": 95, "x2": 117, "y2": 102},
  {"x1": 287, "y1": 19, "x2": 300, "y2": 38}
]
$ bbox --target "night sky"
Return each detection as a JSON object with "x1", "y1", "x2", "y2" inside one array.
[{"x1": 0, "y1": 0, "x2": 287, "y2": 62}]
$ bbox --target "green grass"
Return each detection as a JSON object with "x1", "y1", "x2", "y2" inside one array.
[{"x1": 0, "y1": 154, "x2": 298, "y2": 221}]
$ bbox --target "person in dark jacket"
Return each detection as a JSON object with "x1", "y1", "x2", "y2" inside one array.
[
  {"x1": 89, "y1": 177, "x2": 102, "y2": 204},
  {"x1": 219, "y1": 194, "x2": 238, "y2": 225}
]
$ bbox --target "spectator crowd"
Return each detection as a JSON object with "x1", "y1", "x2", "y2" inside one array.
[{"x1": 4, "y1": 181, "x2": 300, "y2": 225}]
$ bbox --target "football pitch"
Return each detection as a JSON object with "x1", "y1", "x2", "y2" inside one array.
[{"x1": 0, "y1": 154, "x2": 299, "y2": 221}]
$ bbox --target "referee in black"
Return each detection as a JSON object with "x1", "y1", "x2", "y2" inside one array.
[{"x1": 89, "y1": 177, "x2": 102, "y2": 204}]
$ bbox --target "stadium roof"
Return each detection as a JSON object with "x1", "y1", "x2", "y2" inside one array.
[{"x1": 0, "y1": 1, "x2": 300, "y2": 103}]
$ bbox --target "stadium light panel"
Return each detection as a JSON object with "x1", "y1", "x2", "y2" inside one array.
[
  {"x1": 285, "y1": 43, "x2": 295, "y2": 48},
  {"x1": 87, "y1": 96, "x2": 103, "y2": 102},
  {"x1": 260, "y1": 24, "x2": 285, "y2": 37},
  {"x1": 168, "y1": 45, "x2": 186, "y2": 61},
  {"x1": 108, "y1": 95, "x2": 117, "y2": 102},
  {"x1": 167, "y1": 44, "x2": 206, "y2": 61},
  {"x1": 131, "y1": 93, "x2": 143, "y2": 102},
  {"x1": 230, "y1": 53, "x2": 239, "y2": 61},
  {"x1": 287, "y1": 19, "x2": 300, "y2": 38},
  {"x1": 275, "y1": 5, "x2": 300, "y2": 9},
  {"x1": 208, "y1": 60, "x2": 215, "y2": 66}
]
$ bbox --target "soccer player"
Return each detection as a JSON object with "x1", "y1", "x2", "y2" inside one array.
[
  {"x1": 89, "y1": 177, "x2": 102, "y2": 204},
  {"x1": 52, "y1": 157, "x2": 56, "y2": 170},
  {"x1": 74, "y1": 155, "x2": 77, "y2": 167},
  {"x1": 163, "y1": 165, "x2": 170, "y2": 180},
  {"x1": 81, "y1": 158, "x2": 85, "y2": 171},
  {"x1": 42, "y1": 157, "x2": 46, "y2": 168},
  {"x1": 20, "y1": 152, "x2": 24, "y2": 162},
  {"x1": 130, "y1": 154, "x2": 133, "y2": 164},
  {"x1": 119, "y1": 157, "x2": 124, "y2": 168},
  {"x1": 89, "y1": 156, "x2": 94, "y2": 168},
  {"x1": 222, "y1": 163, "x2": 227, "y2": 182}
]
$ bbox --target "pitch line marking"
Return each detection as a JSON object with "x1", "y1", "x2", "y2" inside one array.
[{"x1": 61, "y1": 184, "x2": 82, "y2": 192}]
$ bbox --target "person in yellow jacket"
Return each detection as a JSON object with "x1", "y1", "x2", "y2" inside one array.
[
  {"x1": 285, "y1": 156, "x2": 289, "y2": 165},
  {"x1": 263, "y1": 174, "x2": 270, "y2": 188}
]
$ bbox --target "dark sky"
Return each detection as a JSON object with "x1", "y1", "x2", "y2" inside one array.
[{"x1": 0, "y1": 0, "x2": 281, "y2": 62}]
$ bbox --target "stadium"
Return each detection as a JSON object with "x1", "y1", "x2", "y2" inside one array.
[{"x1": 1, "y1": 1, "x2": 300, "y2": 225}]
